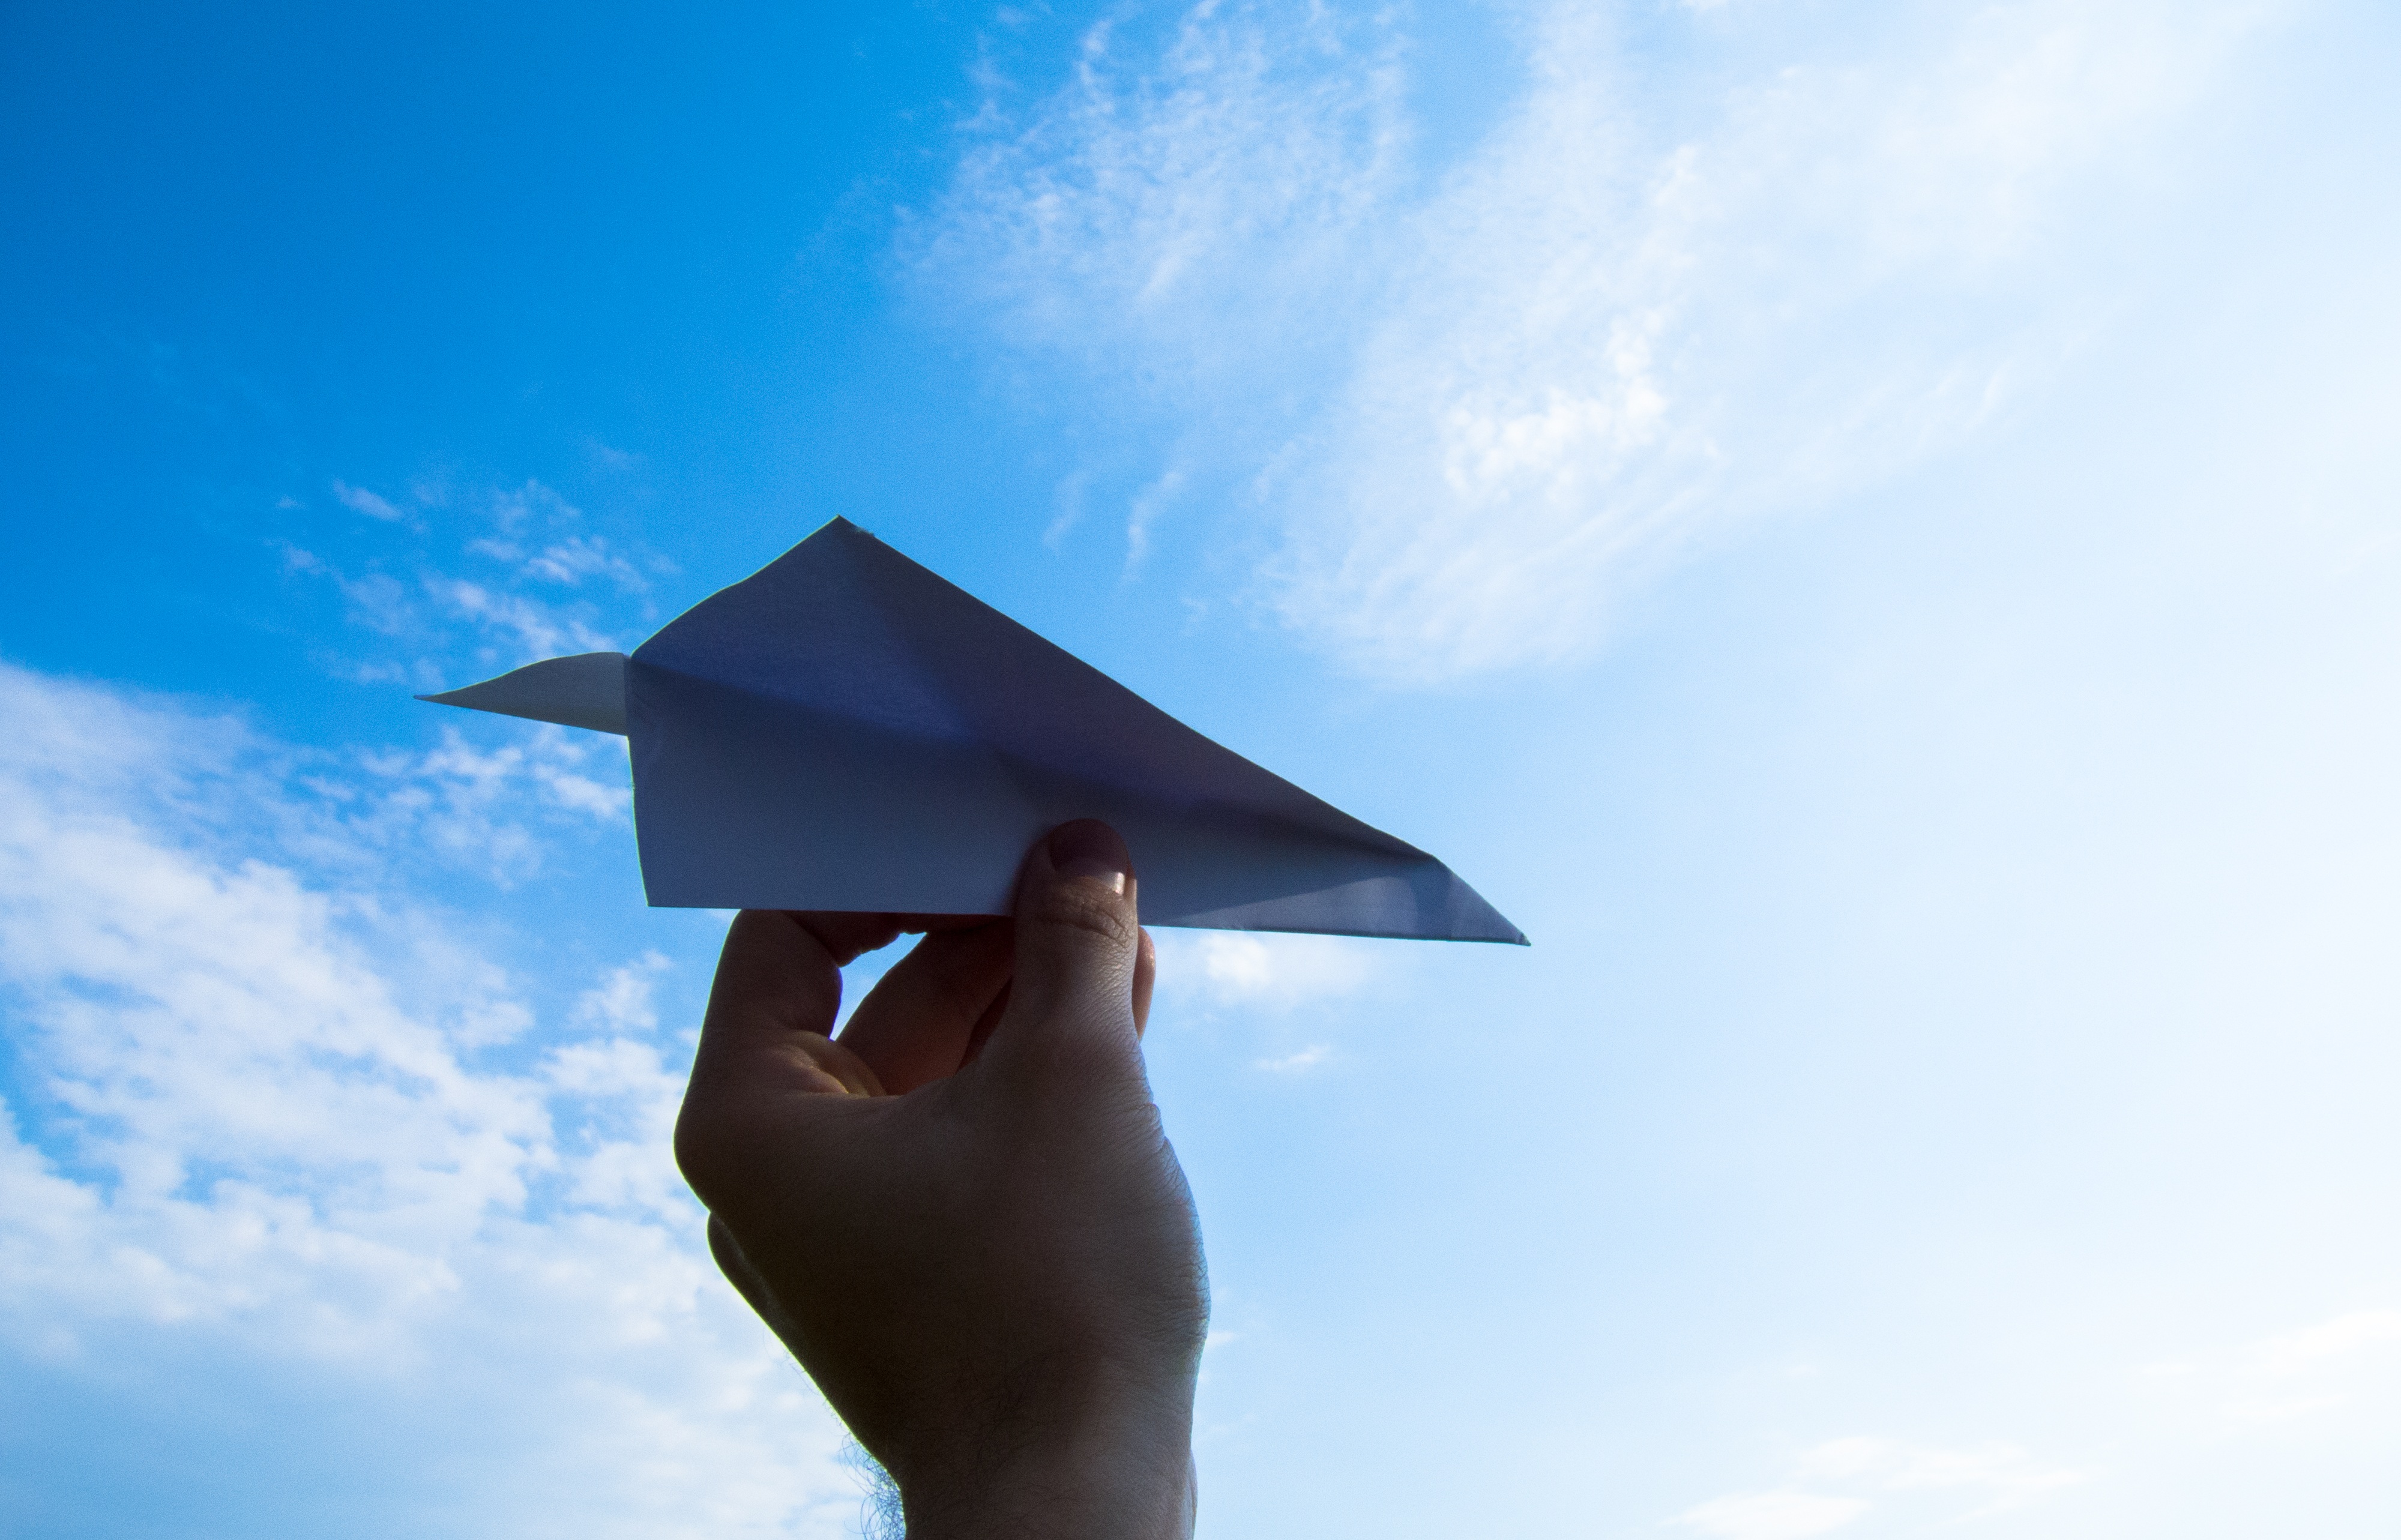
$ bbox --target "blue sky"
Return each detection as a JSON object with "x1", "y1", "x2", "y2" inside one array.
[{"x1": 3, "y1": 1, "x2": 2397, "y2": 1536}]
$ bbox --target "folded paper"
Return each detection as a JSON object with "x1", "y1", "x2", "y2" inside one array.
[{"x1": 420, "y1": 519, "x2": 1523, "y2": 943}]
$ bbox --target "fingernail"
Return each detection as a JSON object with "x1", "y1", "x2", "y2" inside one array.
[{"x1": 1047, "y1": 819, "x2": 1131, "y2": 895}]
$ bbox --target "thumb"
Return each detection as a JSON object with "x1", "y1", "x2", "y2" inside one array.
[{"x1": 974, "y1": 819, "x2": 1145, "y2": 1089}]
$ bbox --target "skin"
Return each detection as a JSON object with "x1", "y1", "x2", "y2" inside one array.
[{"x1": 674, "y1": 819, "x2": 1208, "y2": 1539}]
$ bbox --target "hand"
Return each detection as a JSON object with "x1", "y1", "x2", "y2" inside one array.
[{"x1": 674, "y1": 820, "x2": 1207, "y2": 1539}]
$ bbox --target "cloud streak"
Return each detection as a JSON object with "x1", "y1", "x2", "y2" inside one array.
[
  {"x1": 333, "y1": 479, "x2": 408, "y2": 522},
  {"x1": 1156, "y1": 930, "x2": 1379, "y2": 1012},
  {"x1": 1676, "y1": 1435, "x2": 2084, "y2": 1538},
  {"x1": 921, "y1": 0, "x2": 2277, "y2": 681},
  {"x1": 287, "y1": 475, "x2": 663, "y2": 693}
]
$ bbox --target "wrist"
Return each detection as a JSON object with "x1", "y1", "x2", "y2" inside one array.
[
  {"x1": 893, "y1": 1376, "x2": 1196, "y2": 1540},
  {"x1": 903, "y1": 1452, "x2": 1194, "y2": 1540}
]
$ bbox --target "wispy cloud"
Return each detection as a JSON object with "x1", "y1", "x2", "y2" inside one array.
[
  {"x1": 331, "y1": 478, "x2": 407, "y2": 522},
  {"x1": 351, "y1": 723, "x2": 630, "y2": 879},
  {"x1": 919, "y1": 2, "x2": 1409, "y2": 381},
  {"x1": 285, "y1": 474, "x2": 661, "y2": 685},
  {"x1": 570, "y1": 951, "x2": 673, "y2": 1036},
  {"x1": 1676, "y1": 1490, "x2": 1867, "y2": 1540},
  {"x1": 2256, "y1": 1309, "x2": 2401, "y2": 1375},
  {"x1": 524, "y1": 534, "x2": 649, "y2": 591},
  {"x1": 489, "y1": 477, "x2": 584, "y2": 532},
  {"x1": 1789, "y1": 1437, "x2": 2085, "y2": 1509},
  {"x1": 0, "y1": 661, "x2": 847, "y2": 1535},
  {"x1": 1160, "y1": 930, "x2": 1378, "y2": 1012},
  {"x1": 2142, "y1": 1305, "x2": 2401, "y2": 1427},
  {"x1": 469, "y1": 482, "x2": 652, "y2": 594},
  {"x1": 426, "y1": 575, "x2": 619, "y2": 659},
  {"x1": 1676, "y1": 1435, "x2": 2084, "y2": 1538},
  {"x1": 1253, "y1": 1043, "x2": 1333, "y2": 1074},
  {"x1": 921, "y1": 0, "x2": 2277, "y2": 682}
]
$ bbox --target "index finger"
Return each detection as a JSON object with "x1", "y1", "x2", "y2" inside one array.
[
  {"x1": 688, "y1": 910, "x2": 1003, "y2": 1087},
  {"x1": 678, "y1": 912, "x2": 899, "y2": 1218},
  {"x1": 690, "y1": 910, "x2": 898, "y2": 1068}
]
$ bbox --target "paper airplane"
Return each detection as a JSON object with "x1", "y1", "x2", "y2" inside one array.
[{"x1": 420, "y1": 519, "x2": 1523, "y2": 943}]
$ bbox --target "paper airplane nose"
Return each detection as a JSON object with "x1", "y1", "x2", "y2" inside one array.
[{"x1": 418, "y1": 651, "x2": 628, "y2": 736}]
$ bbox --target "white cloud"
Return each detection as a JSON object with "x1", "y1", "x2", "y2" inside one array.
[
  {"x1": 337, "y1": 568, "x2": 421, "y2": 636},
  {"x1": 0, "y1": 663, "x2": 851, "y2": 1535},
  {"x1": 286, "y1": 474, "x2": 656, "y2": 688},
  {"x1": 332, "y1": 479, "x2": 407, "y2": 522},
  {"x1": 428, "y1": 575, "x2": 619, "y2": 660},
  {"x1": 1676, "y1": 1490, "x2": 1868, "y2": 1540},
  {"x1": 922, "y1": 0, "x2": 2278, "y2": 681},
  {"x1": 1126, "y1": 465, "x2": 1188, "y2": 573},
  {"x1": 471, "y1": 532, "x2": 649, "y2": 594},
  {"x1": 528, "y1": 534, "x2": 648, "y2": 591},
  {"x1": 572, "y1": 951, "x2": 672, "y2": 1035},
  {"x1": 1676, "y1": 1434, "x2": 2084, "y2": 1536},
  {"x1": 347, "y1": 723, "x2": 628, "y2": 882},
  {"x1": 1791, "y1": 1437, "x2": 2083, "y2": 1507},
  {"x1": 1162, "y1": 930, "x2": 1377, "y2": 1011},
  {"x1": 2145, "y1": 1306, "x2": 2401, "y2": 1427},
  {"x1": 1254, "y1": 1044, "x2": 1333, "y2": 1074},
  {"x1": 2256, "y1": 1310, "x2": 2401, "y2": 1374},
  {"x1": 489, "y1": 477, "x2": 584, "y2": 532},
  {"x1": 920, "y1": 2, "x2": 1409, "y2": 379}
]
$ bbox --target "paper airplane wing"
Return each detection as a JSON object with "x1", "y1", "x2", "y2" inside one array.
[{"x1": 421, "y1": 520, "x2": 1523, "y2": 943}]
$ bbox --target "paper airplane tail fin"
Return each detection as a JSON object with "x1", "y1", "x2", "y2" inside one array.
[{"x1": 418, "y1": 652, "x2": 629, "y2": 736}]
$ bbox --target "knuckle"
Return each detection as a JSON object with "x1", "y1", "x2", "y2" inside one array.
[
  {"x1": 671, "y1": 1082, "x2": 765, "y2": 1206},
  {"x1": 671, "y1": 1112, "x2": 722, "y2": 1199},
  {"x1": 1023, "y1": 880, "x2": 1139, "y2": 953}
]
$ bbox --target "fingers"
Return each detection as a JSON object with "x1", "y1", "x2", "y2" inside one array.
[
  {"x1": 688, "y1": 877, "x2": 1156, "y2": 1113},
  {"x1": 693, "y1": 912, "x2": 852, "y2": 1063},
  {"x1": 1133, "y1": 927, "x2": 1156, "y2": 1038},
  {"x1": 827, "y1": 913, "x2": 1155, "y2": 1087},
  {"x1": 933, "y1": 925, "x2": 1153, "y2": 1069},
  {"x1": 836, "y1": 921, "x2": 1015, "y2": 1094},
  {"x1": 691, "y1": 910, "x2": 956, "y2": 1071},
  {"x1": 688, "y1": 909, "x2": 919, "y2": 1096},
  {"x1": 973, "y1": 820, "x2": 1146, "y2": 1088},
  {"x1": 679, "y1": 912, "x2": 888, "y2": 1211}
]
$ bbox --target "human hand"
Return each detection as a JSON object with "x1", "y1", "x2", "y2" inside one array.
[{"x1": 673, "y1": 820, "x2": 1207, "y2": 1539}]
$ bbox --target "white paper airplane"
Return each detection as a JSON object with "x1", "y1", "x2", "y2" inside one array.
[{"x1": 421, "y1": 519, "x2": 1523, "y2": 943}]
